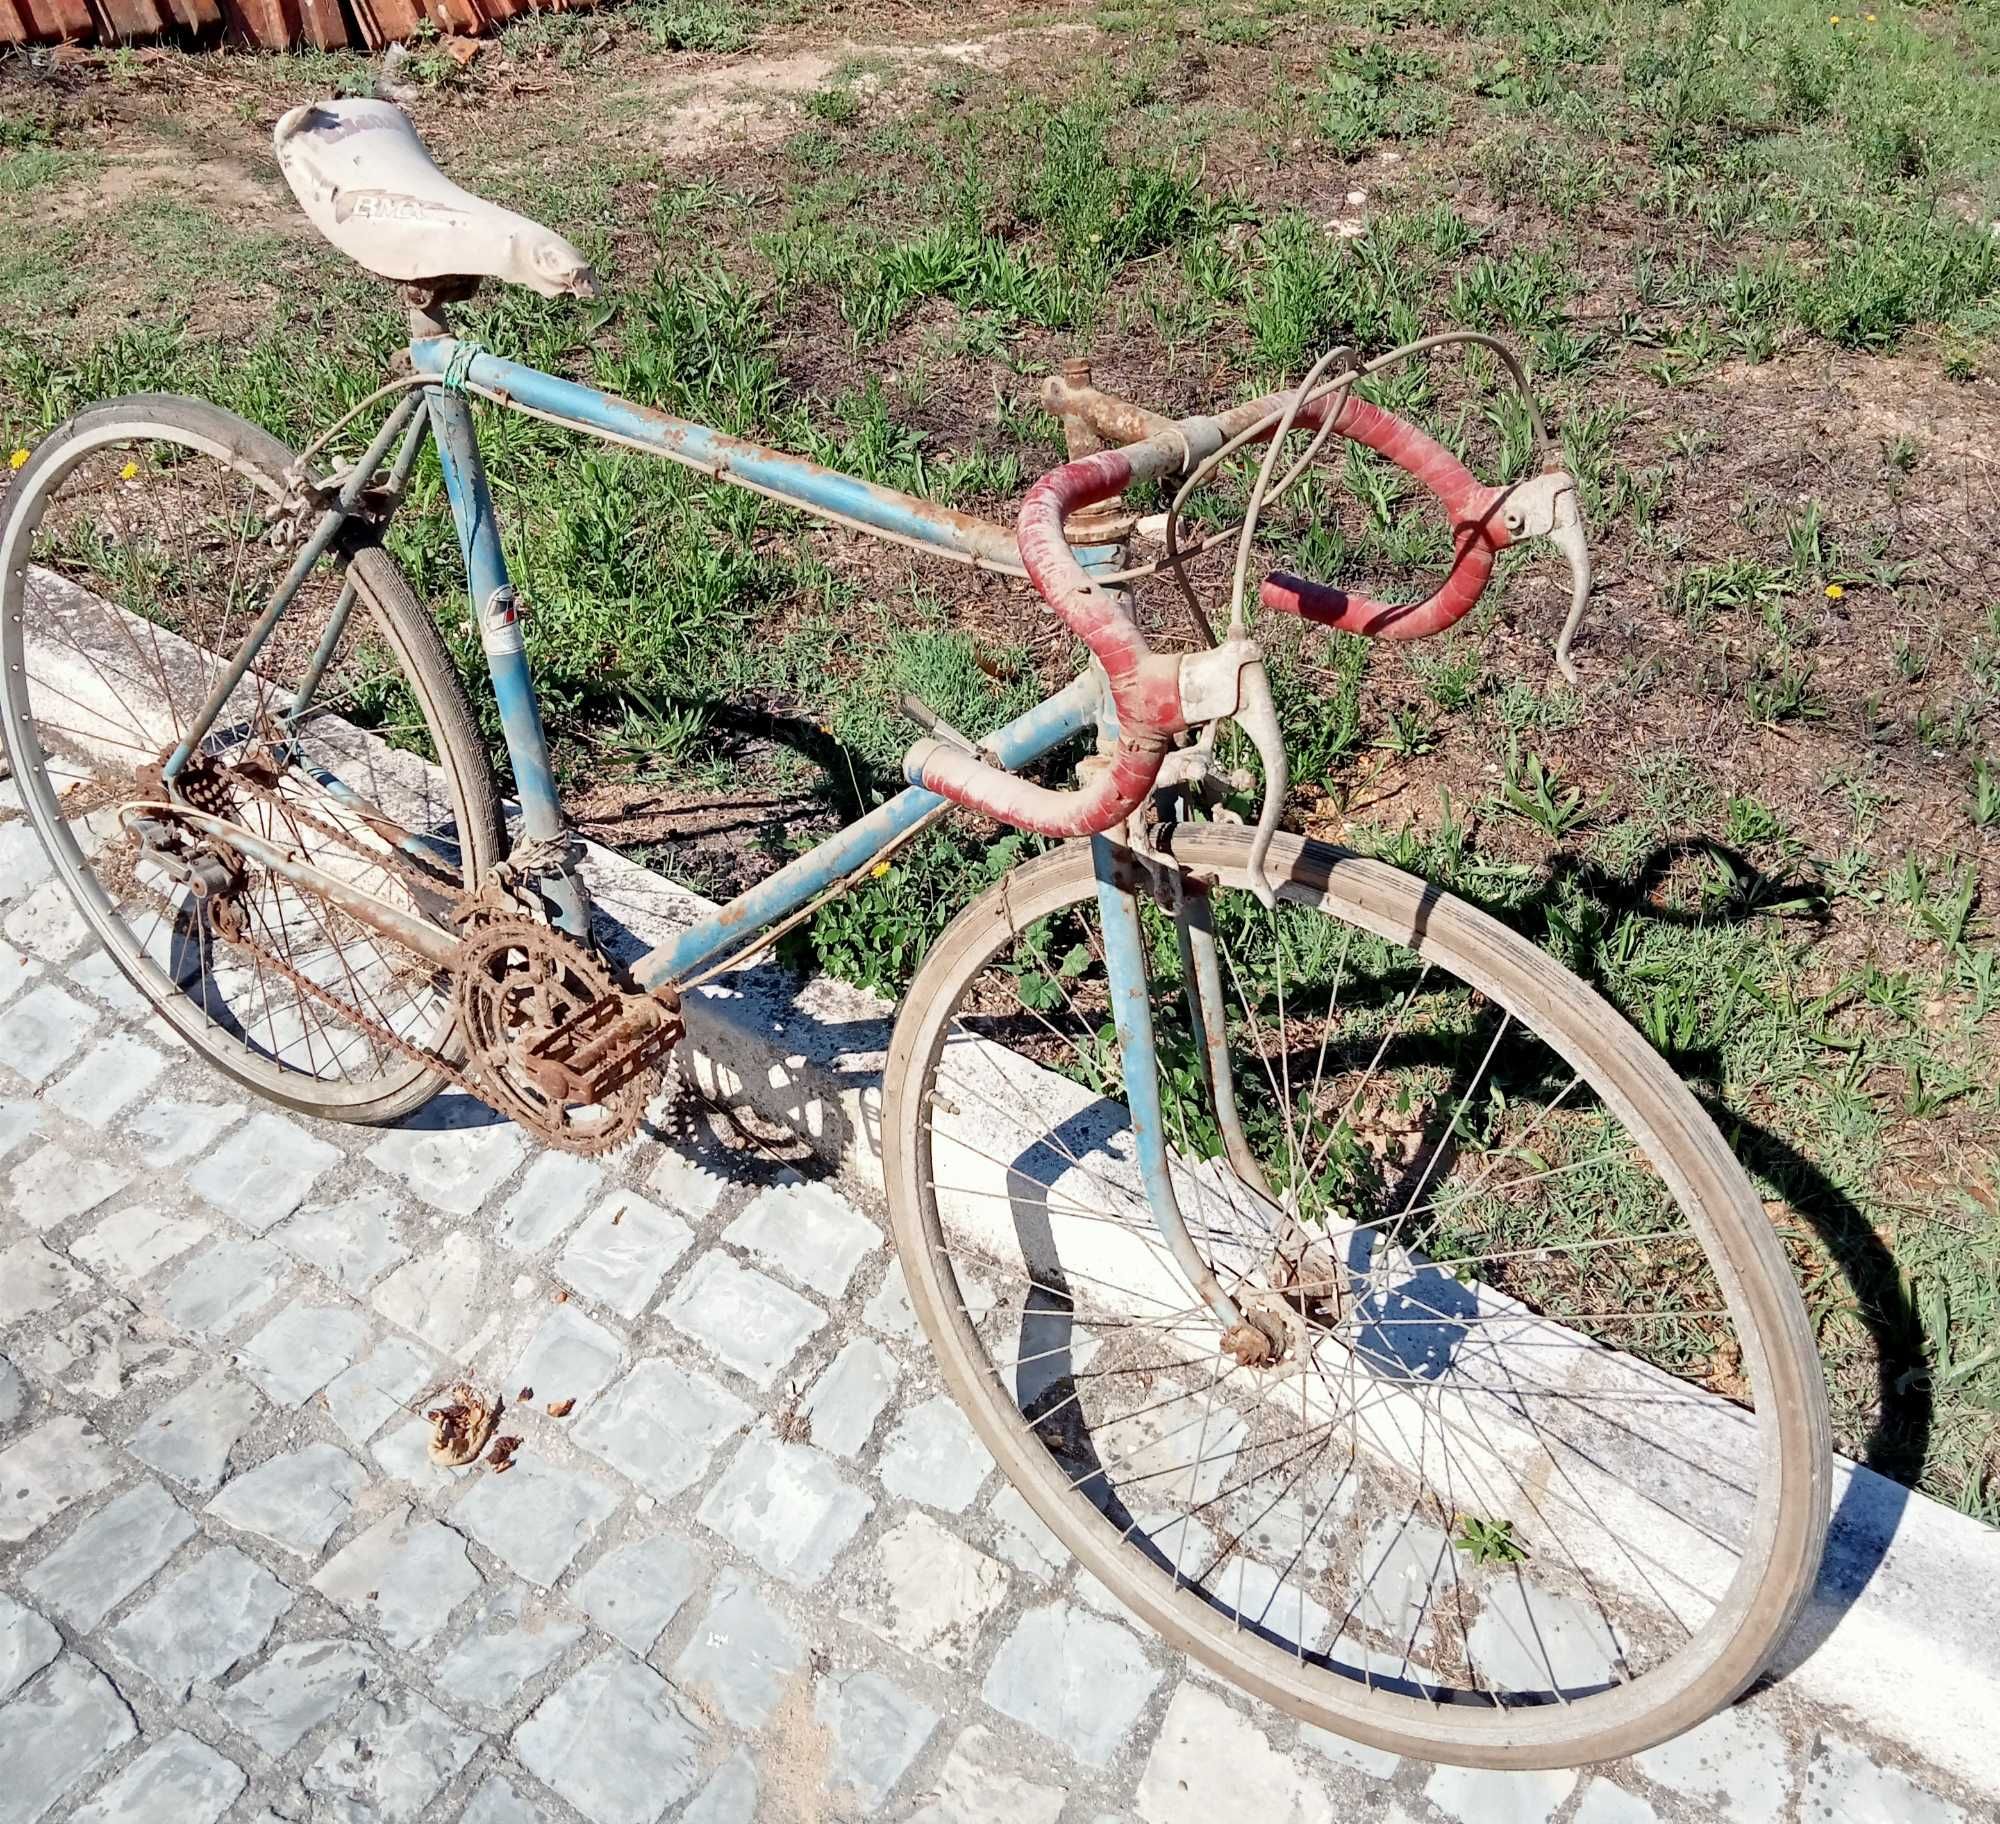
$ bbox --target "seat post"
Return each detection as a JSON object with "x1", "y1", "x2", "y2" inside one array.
[{"x1": 403, "y1": 277, "x2": 478, "y2": 344}]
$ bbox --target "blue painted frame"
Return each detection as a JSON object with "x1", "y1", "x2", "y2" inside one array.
[{"x1": 403, "y1": 338, "x2": 1117, "y2": 1003}]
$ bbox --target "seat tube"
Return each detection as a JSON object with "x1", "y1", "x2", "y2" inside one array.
[{"x1": 427, "y1": 387, "x2": 590, "y2": 938}]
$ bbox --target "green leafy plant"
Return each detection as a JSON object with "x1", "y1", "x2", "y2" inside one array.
[
  {"x1": 1494, "y1": 746, "x2": 1588, "y2": 838},
  {"x1": 1453, "y1": 1515, "x2": 1528, "y2": 1566}
]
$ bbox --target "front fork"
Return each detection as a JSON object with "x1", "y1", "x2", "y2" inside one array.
[{"x1": 1070, "y1": 505, "x2": 1278, "y2": 1354}]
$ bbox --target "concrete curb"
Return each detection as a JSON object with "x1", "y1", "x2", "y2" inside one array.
[{"x1": 576, "y1": 831, "x2": 2000, "y2": 1808}]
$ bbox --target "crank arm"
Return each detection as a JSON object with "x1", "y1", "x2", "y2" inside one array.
[{"x1": 120, "y1": 805, "x2": 460, "y2": 970}]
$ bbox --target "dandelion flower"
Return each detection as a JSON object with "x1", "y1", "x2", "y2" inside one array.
[
  {"x1": 7, "y1": 449, "x2": 27, "y2": 471},
  {"x1": 1828, "y1": 12, "x2": 1840, "y2": 21},
  {"x1": 1825, "y1": 583, "x2": 1846, "y2": 600},
  {"x1": 870, "y1": 862, "x2": 891, "y2": 879},
  {"x1": 119, "y1": 460, "x2": 139, "y2": 480}
]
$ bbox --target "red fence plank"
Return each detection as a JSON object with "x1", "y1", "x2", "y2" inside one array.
[
  {"x1": 21, "y1": 0, "x2": 93, "y2": 39},
  {"x1": 0, "y1": 0, "x2": 32, "y2": 42}
]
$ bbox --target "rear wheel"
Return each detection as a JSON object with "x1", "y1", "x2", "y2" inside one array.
[
  {"x1": 883, "y1": 826, "x2": 1830, "y2": 1767},
  {"x1": 0, "y1": 394, "x2": 504, "y2": 1123}
]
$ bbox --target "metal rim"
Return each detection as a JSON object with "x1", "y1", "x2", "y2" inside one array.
[{"x1": 883, "y1": 827, "x2": 1831, "y2": 1767}]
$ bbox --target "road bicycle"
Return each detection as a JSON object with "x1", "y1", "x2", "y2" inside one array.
[{"x1": 0, "y1": 98, "x2": 1830, "y2": 1768}]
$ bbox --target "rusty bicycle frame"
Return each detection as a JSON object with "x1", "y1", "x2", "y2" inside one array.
[{"x1": 158, "y1": 297, "x2": 1593, "y2": 1347}]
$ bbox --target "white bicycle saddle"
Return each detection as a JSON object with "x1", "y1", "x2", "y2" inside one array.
[{"x1": 274, "y1": 98, "x2": 598, "y2": 300}]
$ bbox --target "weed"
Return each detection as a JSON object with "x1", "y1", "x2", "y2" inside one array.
[
  {"x1": 1453, "y1": 1515, "x2": 1528, "y2": 1566},
  {"x1": 1493, "y1": 745, "x2": 1588, "y2": 839}
]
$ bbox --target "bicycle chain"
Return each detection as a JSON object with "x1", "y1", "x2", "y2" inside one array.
[{"x1": 137, "y1": 764, "x2": 654, "y2": 1152}]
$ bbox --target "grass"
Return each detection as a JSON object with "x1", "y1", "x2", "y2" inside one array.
[{"x1": 0, "y1": 0, "x2": 1995, "y2": 1518}]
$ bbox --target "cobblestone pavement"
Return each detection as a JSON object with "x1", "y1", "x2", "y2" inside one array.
[{"x1": 0, "y1": 886, "x2": 1981, "y2": 1822}]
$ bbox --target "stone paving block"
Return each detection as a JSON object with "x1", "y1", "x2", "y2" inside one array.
[
  {"x1": 1631, "y1": 1701, "x2": 1792, "y2": 1822},
  {"x1": 67, "y1": 1729, "x2": 246, "y2": 1824},
  {"x1": 0, "y1": 820, "x2": 56, "y2": 905},
  {"x1": 863, "y1": 1257, "x2": 922, "y2": 1339},
  {"x1": 69, "y1": 1202, "x2": 210, "y2": 1283},
  {"x1": 125, "y1": 1095, "x2": 244, "y2": 1169},
  {"x1": 800, "y1": 1335, "x2": 898, "y2": 1458},
  {"x1": 8, "y1": 1142, "x2": 133, "y2": 1229},
  {"x1": 646, "y1": 1146, "x2": 728, "y2": 1220},
  {"x1": 0, "y1": 936, "x2": 27, "y2": 1000},
  {"x1": 206, "y1": 1441, "x2": 368, "y2": 1557},
  {"x1": 661, "y1": 1253, "x2": 825, "y2": 1388},
  {"x1": 500, "y1": 1152, "x2": 603, "y2": 1253},
  {"x1": 64, "y1": 946, "x2": 147, "y2": 1017},
  {"x1": 1799, "y1": 1737, "x2": 1968, "y2": 1824},
  {"x1": 435, "y1": 1586, "x2": 585, "y2": 1713},
  {"x1": 159, "y1": 1236, "x2": 289, "y2": 1340},
  {"x1": 0, "y1": 1415, "x2": 119, "y2": 1545},
  {"x1": 814, "y1": 1667, "x2": 939, "y2": 1813},
  {"x1": 21, "y1": 1480, "x2": 195, "y2": 1631},
  {"x1": 0, "y1": 1356, "x2": 21, "y2": 1427},
  {"x1": 304, "y1": 1687, "x2": 480, "y2": 1824},
  {"x1": 0, "y1": 983, "x2": 97, "y2": 1087},
  {"x1": 234, "y1": 1301, "x2": 371, "y2": 1406},
  {"x1": 878, "y1": 1393, "x2": 993, "y2": 1513},
  {"x1": 0, "y1": 1593, "x2": 61, "y2": 1706},
  {"x1": 1569, "y1": 1782, "x2": 1661, "y2": 1824},
  {"x1": 312, "y1": 1506, "x2": 484, "y2": 1651},
  {"x1": 985, "y1": 1483, "x2": 1068, "y2": 1583},
  {"x1": 0, "y1": 1657, "x2": 135, "y2": 1824},
  {"x1": 318, "y1": 1336, "x2": 432, "y2": 1448},
  {"x1": 106, "y1": 1545, "x2": 294, "y2": 1702},
  {"x1": 1466, "y1": 1579, "x2": 1622, "y2": 1694},
  {"x1": 371, "y1": 1233, "x2": 490, "y2": 1356},
  {"x1": 571, "y1": 1530, "x2": 705, "y2": 1655},
  {"x1": 1298, "y1": 1721, "x2": 1400, "y2": 1781},
  {"x1": 908, "y1": 1722, "x2": 1067, "y2": 1824},
  {"x1": 723, "y1": 1176, "x2": 880, "y2": 1296},
  {"x1": 572, "y1": 1357, "x2": 752, "y2": 1502},
  {"x1": 452, "y1": 1455, "x2": 621, "y2": 1588},
  {"x1": 24, "y1": 1297, "x2": 193, "y2": 1405},
  {"x1": 0, "y1": 1098, "x2": 40, "y2": 1165},
  {"x1": 218, "y1": 1639, "x2": 381, "y2": 1756},
  {"x1": 696, "y1": 1429, "x2": 872, "y2": 1585},
  {"x1": 671, "y1": 1573, "x2": 805, "y2": 1730},
  {"x1": 514, "y1": 1651, "x2": 708, "y2": 1824},
  {"x1": 46, "y1": 1034, "x2": 166, "y2": 1126},
  {"x1": 367, "y1": 1097, "x2": 525, "y2": 1216},
  {"x1": 323, "y1": 1336, "x2": 435, "y2": 1448},
  {"x1": 0, "y1": 1237, "x2": 90, "y2": 1325},
  {"x1": 1, "y1": 881, "x2": 88, "y2": 963},
  {"x1": 981, "y1": 1602, "x2": 1164, "y2": 1767},
  {"x1": 682, "y1": 1749, "x2": 759, "y2": 1824},
  {"x1": 185, "y1": 1112, "x2": 344, "y2": 1232},
  {"x1": 125, "y1": 1366, "x2": 266, "y2": 1493},
  {"x1": 273, "y1": 1190, "x2": 409, "y2": 1294},
  {"x1": 463, "y1": 1776, "x2": 552, "y2": 1824},
  {"x1": 1138, "y1": 1682, "x2": 1352, "y2": 1824},
  {"x1": 558, "y1": 1193, "x2": 695, "y2": 1319},
  {"x1": 1425, "y1": 1762, "x2": 1579, "y2": 1824},
  {"x1": 843, "y1": 1510, "x2": 1011, "y2": 1670},
  {"x1": 511, "y1": 1302, "x2": 624, "y2": 1413}
]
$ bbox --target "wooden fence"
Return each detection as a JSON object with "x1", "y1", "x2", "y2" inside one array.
[{"x1": 0, "y1": 0, "x2": 584, "y2": 51}]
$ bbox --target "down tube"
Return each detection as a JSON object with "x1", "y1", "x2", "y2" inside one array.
[
  {"x1": 636, "y1": 675, "x2": 1100, "y2": 989},
  {"x1": 427, "y1": 388, "x2": 590, "y2": 938}
]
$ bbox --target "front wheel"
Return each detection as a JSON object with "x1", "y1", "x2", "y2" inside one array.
[{"x1": 882, "y1": 826, "x2": 1829, "y2": 1768}]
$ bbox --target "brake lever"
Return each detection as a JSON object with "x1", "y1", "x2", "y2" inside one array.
[
  {"x1": 1178, "y1": 640, "x2": 1287, "y2": 909},
  {"x1": 1498, "y1": 470, "x2": 1592, "y2": 684}
]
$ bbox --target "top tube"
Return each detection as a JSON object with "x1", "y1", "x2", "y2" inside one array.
[{"x1": 407, "y1": 337, "x2": 1024, "y2": 576}]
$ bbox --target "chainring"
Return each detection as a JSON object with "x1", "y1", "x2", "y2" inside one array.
[{"x1": 452, "y1": 913, "x2": 653, "y2": 1155}]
